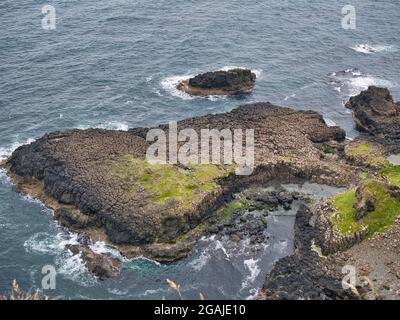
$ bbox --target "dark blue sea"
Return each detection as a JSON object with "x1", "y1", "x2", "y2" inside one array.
[{"x1": 0, "y1": 0, "x2": 399, "y2": 299}]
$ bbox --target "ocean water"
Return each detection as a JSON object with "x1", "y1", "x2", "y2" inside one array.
[{"x1": 0, "y1": 0, "x2": 399, "y2": 299}]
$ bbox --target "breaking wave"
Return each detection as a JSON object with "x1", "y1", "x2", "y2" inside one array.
[
  {"x1": 351, "y1": 44, "x2": 397, "y2": 54},
  {"x1": 328, "y1": 68, "x2": 396, "y2": 97}
]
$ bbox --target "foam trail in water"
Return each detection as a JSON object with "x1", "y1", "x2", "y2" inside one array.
[
  {"x1": 241, "y1": 258, "x2": 261, "y2": 289},
  {"x1": 351, "y1": 44, "x2": 397, "y2": 54},
  {"x1": 89, "y1": 241, "x2": 126, "y2": 261},
  {"x1": 328, "y1": 68, "x2": 396, "y2": 97},
  {"x1": 78, "y1": 121, "x2": 129, "y2": 131},
  {"x1": 160, "y1": 74, "x2": 195, "y2": 100},
  {"x1": 324, "y1": 118, "x2": 337, "y2": 127},
  {"x1": 25, "y1": 231, "x2": 97, "y2": 286}
]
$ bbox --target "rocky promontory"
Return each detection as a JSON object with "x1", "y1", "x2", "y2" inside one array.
[
  {"x1": 177, "y1": 68, "x2": 257, "y2": 96},
  {"x1": 3, "y1": 103, "x2": 350, "y2": 263}
]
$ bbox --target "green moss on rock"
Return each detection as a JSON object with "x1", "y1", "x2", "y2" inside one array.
[
  {"x1": 381, "y1": 164, "x2": 400, "y2": 187},
  {"x1": 345, "y1": 142, "x2": 388, "y2": 168},
  {"x1": 111, "y1": 155, "x2": 232, "y2": 208},
  {"x1": 332, "y1": 179, "x2": 400, "y2": 237},
  {"x1": 217, "y1": 198, "x2": 255, "y2": 218},
  {"x1": 332, "y1": 189, "x2": 360, "y2": 234}
]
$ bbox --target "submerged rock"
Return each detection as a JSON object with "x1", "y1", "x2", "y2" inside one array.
[{"x1": 177, "y1": 68, "x2": 256, "y2": 96}]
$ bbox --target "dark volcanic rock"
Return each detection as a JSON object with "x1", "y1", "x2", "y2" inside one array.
[
  {"x1": 67, "y1": 244, "x2": 120, "y2": 280},
  {"x1": 4, "y1": 103, "x2": 352, "y2": 261},
  {"x1": 346, "y1": 86, "x2": 400, "y2": 150},
  {"x1": 177, "y1": 68, "x2": 256, "y2": 96},
  {"x1": 260, "y1": 204, "x2": 355, "y2": 300}
]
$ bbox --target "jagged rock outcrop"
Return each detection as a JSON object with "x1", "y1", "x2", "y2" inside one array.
[
  {"x1": 177, "y1": 68, "x2": 256, "y2": 96},
  {"x1": 3, "y1": 103, "x2": 352, "y2": 261},
  {"x1": 346, "y1": 86, "x2": 400, "y2": 151},
  {"x1": 260, "y1": 204, "x2": 355, "y2": 300},
  {"x1": 354, "y1": 183, "x2": 376, "y2": 221},
  {"x1": 67, "y1": 244, "x2": 120, "y2": 280}
]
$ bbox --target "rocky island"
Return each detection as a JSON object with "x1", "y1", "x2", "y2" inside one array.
[
  {"x1": 176, "y1": 68, "x2": 257, "y2": 96},
  {"x1": 2, "y1": 86, "x2": 400, "y2": 299}
]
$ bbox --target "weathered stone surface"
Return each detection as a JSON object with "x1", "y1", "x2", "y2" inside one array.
[
  {"x1": 346, "y1": 86, "x2": 400, "y2": 151},
  {"x1": 354, "y1": 183, "x2": 376, "y2": 221},
  {"x1": 177, "y1": 68, "x2": 256, "y2": 96}
]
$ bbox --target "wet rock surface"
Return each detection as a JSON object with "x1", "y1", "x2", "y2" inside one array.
[{"x1": 177, "y1": 68, "x2": 256, "y2": 96}]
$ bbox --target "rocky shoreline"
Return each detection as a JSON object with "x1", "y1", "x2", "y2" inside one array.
[{"x1": 2, "y1": 85, "x2": 400, "y2": 298}]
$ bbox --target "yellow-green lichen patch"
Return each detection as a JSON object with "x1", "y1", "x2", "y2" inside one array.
[
  {"x1": 332, "y1": 189, "x2": 360, "y2": 235},
  {"x1": 381, "y1": 164, "x2": 400, "y2": 187},
  {"x1": 111, "y1": 155, "x2": 233, "y2": 208},
  {"x1": 332, "y1": 179, "x2": 400, "y2": 237},
  {"x1": 217, "y1": 199, "x2": 255, "y2": 219},
  {"x1": 345, "y1": 142, "x2": 388, "y2": 168}
]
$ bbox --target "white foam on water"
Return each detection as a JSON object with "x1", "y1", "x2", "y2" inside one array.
[
  {"x1": 190, "y1": 250, "x2": 211, "y2": 271},
  {"x1": 160, "y1": 74, "x2": 195, "y2": 100},
  {"x1": 241, "y1": 258, "x2": 261, "y2": 289},
  {"x1": 89, "y1": 241, "x2": 125, "y2": 260},
  {"x1": 220, "y1": 66, "x2": 263, "y2": 79},
  {"x1": 334, "y1": 86, "x2": 341, "y2": 93},
  {"x1": 24, "y1": 231, "x2": 79, "y2": 255},
  {"x1": 246, "y1": 288, "x2": 260, "y2": 300},
  {"x1": 107, "y1": 288, "x2": 129, "y2": 296},
  {"x1": 78, "y1": 121, "x2": 129, "y2": 131},
  {"x1": 24, "y1": 231, "x2": 96, "y2": 286},
  {"x1": 56, "y1": 252, "x2": 97, "y2": 286},
  {"x1": 348, "y1": 76, "x2": 395, "y2": 96},
  {"x1": 0, "y1": 138, "x2": 35, "y2": 162},
  {"x1": 0, "y1": 168, "x2": 11, "y2": 185},
  {"x1": 329, "y1": 68, "x2": 396, "y2": 98},
  {"x1": 324, "y1": 118, "x2": 336, "y2": 127},
  {"x1": 98, "y1": 121, "x2": 129, "y2": 131},
  {"x1": 129, "y1": 255, "x2": 162, "y2": 266},
  {"x1": 351, "y1": 44, "x2": 397, "y2": 54},
  {"x1": 215, "y1": 239, "x2": 230, "y2": 258},
  {"x1": 138, "y1": 288, "x2": 167, "y2": 297},
  {"x1": 284, "y1": 93, "x2": 296, "y2": 101}
]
